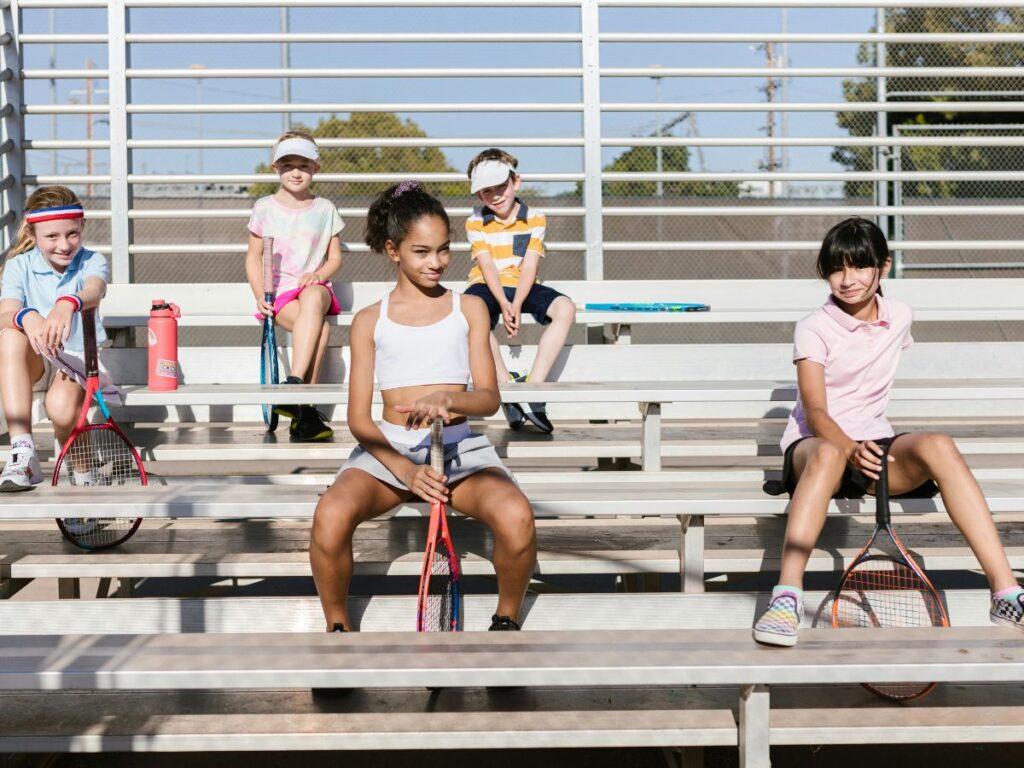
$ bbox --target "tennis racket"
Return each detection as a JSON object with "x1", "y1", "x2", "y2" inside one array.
[
  {"x1": 416, "y1": 419, "x2": 462, "y2": 632},
  {"x1": 260, "y1": 235, "x2": 279, "y2": 432},
  {"x1": 579, "y1": 302, "x2": 710, "y2": 312},
  {"x1": 830, "y1": 443, "x2": 949, "y2": 702},
  {"x1": 53, "y1": 307, "x2": 145, "y2": 550}
]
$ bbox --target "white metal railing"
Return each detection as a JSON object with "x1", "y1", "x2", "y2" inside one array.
[{"x1": 4, "y1": 0, "x2": 1024, "y2": 280}]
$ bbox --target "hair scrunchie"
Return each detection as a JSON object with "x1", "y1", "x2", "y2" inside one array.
[{"x1": 392, "y1": 180, "x2": 422, "y2": 198}]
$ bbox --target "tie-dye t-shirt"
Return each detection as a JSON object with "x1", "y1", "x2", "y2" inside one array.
[{"x1": 247, "y1": 195, "x2": 344, "y2": 293}]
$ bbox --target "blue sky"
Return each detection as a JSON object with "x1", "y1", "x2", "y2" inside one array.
[{"x1": 19, "y1": 4, "x2": 877, "y2": 194}]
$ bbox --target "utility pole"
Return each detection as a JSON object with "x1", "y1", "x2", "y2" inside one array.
[
  {"x1": 764, "y1": 41, "x2": 777, "y2": 198},
  {"x1": 650, "y1": 64, "x2": 664, "y2": 198}
]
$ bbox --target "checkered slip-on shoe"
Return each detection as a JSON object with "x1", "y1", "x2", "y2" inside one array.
[
  {"x1": 990, "y1": 592, "x2": 1024, "y2": 632},
  {"x1": 752, "y1": 591, "x2": 802, "y2": 647}
]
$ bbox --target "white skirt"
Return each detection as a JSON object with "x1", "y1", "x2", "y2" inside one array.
[{"x1": 338, "y1": 421, "x2": 514, "y2": 491}]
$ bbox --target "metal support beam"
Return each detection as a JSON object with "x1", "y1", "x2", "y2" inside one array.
[
  {"x1": 580, "y1": 0, "x2": 603, "y2": 279},
  {"x1": 679, "y1": 514, "x2": 704, "y2": 593},
  {"x1": 639, "y1": 401, "x2": 661, "y2": 472},
  {"x1": 0, "y1": 0, "x2": 24, "y2": 250},
  {"x1": 106, "y1": 0, "x2": 133, "y2": 283}
]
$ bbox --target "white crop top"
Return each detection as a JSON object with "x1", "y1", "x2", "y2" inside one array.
[{"x1": 373, "y1": 290, "x2": 471, "y2": 391}]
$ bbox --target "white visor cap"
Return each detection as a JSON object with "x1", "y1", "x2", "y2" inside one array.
[
  {"x1": 470, "y1": 160, "x2": 515, "y2": 194},
  {"x1": 273, "y1": 137, "x2": 320, "y2": 164}
]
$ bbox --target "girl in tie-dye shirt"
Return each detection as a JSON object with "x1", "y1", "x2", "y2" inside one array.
[{"x1": 246, "y1": 131, "x2": 344, "y2": 441}]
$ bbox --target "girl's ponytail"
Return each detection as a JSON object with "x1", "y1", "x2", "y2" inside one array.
[{"x1": 365, "y1": 181, "x2": 449, "y2": 254}]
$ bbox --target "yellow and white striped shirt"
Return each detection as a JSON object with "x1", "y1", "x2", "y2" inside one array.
[{"x1": 465, "y1": 199, "x2": 546, "y2": 288}]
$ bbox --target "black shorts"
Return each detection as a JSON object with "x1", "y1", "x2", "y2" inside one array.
[
  {"x1": 464, "y1": 283, "x2": 566, "y2": 330},
  {"x1": 764, "y1": 434, "x2": 940, "y2": 499}
]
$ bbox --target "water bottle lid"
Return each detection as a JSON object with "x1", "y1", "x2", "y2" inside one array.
[{"x1": 151, "y1": 299, "x2": 170, "y2": 310}]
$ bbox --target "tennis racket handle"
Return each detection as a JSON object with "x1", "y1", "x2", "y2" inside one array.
[
  {"x1": 430, "y1": 420, "x2": 444, "y2": 475},
  {"x1": 147, "y1": 300, "x2": 180, "y2": 391}
]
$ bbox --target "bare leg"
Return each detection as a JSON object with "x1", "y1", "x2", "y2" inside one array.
[
  {"x1": 488, "y1": 332, "x2": 511, "y2": 382},
  {"x1": 0, "y1": 329, "x2": 46, "y2": 437},
  {"x1": 274, "y1": 285, "x2": 331, "y2": 383},
  {"x1": 450, "y1": 468, "x2": 536, "y2": 621},
  {"x1": 309, "y1": 469, "x2": 410, "y2": 631},
  {"x1": 527, "y1": 296, "x2": 575, "y2": 383},
  {"x1": 44, "y1": 373, "x2": 87, "y2": 446},
  {"x1": 886, "y1": 432, "x2": 1017, "y2": 592},
  {"x1": 777, "y1": 438, "x2": 846, "y2": 589}
]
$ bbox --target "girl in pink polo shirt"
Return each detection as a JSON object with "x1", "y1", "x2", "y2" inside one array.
[{"x1": 754, "y1": 218, "x2": 1024, "y2": 647}]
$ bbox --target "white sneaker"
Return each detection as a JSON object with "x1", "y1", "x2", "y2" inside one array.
[{"x1": 0, "y1": 445, "x2": 43, "y2": 492}]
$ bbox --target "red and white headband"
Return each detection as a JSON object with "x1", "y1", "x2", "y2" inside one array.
[{"x1": 25, "y1": 204, "x2": 85, "y2": 224}]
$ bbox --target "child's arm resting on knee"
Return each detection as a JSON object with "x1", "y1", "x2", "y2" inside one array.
[
  {"x1": 35, "y1": 276, "x2": 106, "y2": 355},
  {"x1": 302, "y1": 234, "x2": 343, "y2": 288}
]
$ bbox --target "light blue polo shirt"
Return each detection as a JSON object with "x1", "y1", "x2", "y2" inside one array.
[{"x1": 0, "y1": 246, "x2": 109, "y2": 352}]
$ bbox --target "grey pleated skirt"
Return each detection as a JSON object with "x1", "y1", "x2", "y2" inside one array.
[{"x1": 338, "y1": 420, "x2": 514, "y2": 490}]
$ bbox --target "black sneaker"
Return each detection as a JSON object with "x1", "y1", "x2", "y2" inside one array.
[
  {"x1": 274, "y1": 375, "x2": 303, "y2": 420},
  {"x1": 291, "y1": 406, "x2": 334, "y2": 442},
  {"x1": 488, "y1": 614, "x2": 521, "y2": 631},
  {"x1": 523, "y1": 404, "x2": 554, "y2": 434},
  {"x1": 502, "y1": 372, "x2": 526, "y2": 430}
]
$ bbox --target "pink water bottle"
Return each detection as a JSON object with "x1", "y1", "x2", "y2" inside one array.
[{"x1": 148, "y1": 299, "x2": 181, "y2": 390}]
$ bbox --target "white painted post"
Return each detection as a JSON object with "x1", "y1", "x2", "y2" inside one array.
[
  {"x1": 580, "y1": 0, "x2": 603, "y2": 280},
  {"x1": 1, "y1": 0, "x2": 25, "y2": 252},
  {"x1": 739, "y1": 684, "x2": 771, "y2": 768},
  {"x1": 107, "y1": 0, "x2": 133, "y2": 284}
]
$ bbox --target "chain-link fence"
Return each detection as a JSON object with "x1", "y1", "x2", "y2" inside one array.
[{"x1": 3, "y1": 1, "x2": 1024, "y2": 346}]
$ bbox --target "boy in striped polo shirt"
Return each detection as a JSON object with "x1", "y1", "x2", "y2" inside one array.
[{"x1": 464, "y1": 148, "x2": 576, "y2": 433}]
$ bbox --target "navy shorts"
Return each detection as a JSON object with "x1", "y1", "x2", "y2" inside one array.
[
  {"x1": 464, "y1": 283, "x2": 566, "y2": 330},
  {"x1": 764, "y1": 434, "x2": 940, "y2": 499}
]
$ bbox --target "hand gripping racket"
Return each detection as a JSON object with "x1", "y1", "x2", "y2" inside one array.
[
  {"x1": 260, "y1": 236, "x2": 280, "y2": 432},
  {"x1": 53, "y1": 307, "x2": 145, "y2": 550},
  {"x1": 416, "y1": 419, "x2": 463, "y2": 632},
  {"x1": 830, "y1": 443, "x2": 949, "y2": 702}
]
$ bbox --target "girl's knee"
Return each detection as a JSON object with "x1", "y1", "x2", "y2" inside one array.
[
  {"x1": 915, "y1": 433, "x2": 962, "y2": 464},
  {"x1": 311, "y1": 497, "x2": 360, "y2": 551},
  {"x1": 45, "y1": 388, "x2": 83, "y2": 428},
  {"x1": 492, "y1": 495, "x2": 536, "y2": 551},
  {"x1": 299, "y1": 286, "x2": 330, "y2": 312},
  {"x1": 0, "y1": 328, "x2": 30, "y2": 358},
  {"x1": 806, "y1": 440, "x2": 846, "y2": 470}
]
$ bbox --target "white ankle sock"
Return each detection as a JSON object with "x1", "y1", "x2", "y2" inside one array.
[{"x1": 10, "y1": 434, "x2": 35, "y2": 453}]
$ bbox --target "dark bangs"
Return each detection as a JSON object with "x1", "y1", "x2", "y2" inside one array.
[{"x1": 815, "y1": 218, "x2": 890, "y2": 279}]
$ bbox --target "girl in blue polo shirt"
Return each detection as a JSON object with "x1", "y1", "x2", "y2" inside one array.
[{"x1": 0, "y1": 186, "x2": 109, "y2": 491}]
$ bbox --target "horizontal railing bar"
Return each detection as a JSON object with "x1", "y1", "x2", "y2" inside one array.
[
  {"x1": 24, "y1": 172, "x2": 582, "y2": 184},
  {"x1": 17, "y1": 0, "x2": 1017, "y2": 7},
  {"x1": 25, "y1": 103, "x2": 584, "y2": 115},
  {"x1": 82, "y1": 207, "x2": 588, "y2": 219},
  {"x1": 18, "y1": 34, "x2": 108, "y2": 44},
  {"x1": 604, "y1": 241, "x2": 1024, "y2": 252},
  {"x1": 24, "y1": 66, "x2": 1024, "y2": 80},
  {"x1": 603, "y1": 0, "x2": 1024, "y2": 6},
  {"x1": 78, "y1": 205, "x2": 1024, "y2": 220},
  {"x1": 22, "y1": 66, "x2": 1024, "y2": 79},
  {"x1": 904, "y1": 262, "x2": 1024, "y2": 271},
  {"x1": 603, "y1": 171, "x2": 1024, "y2": 181},
  {"x1": 608, "y1": 137, "x2": 1024, "y2": 147},
  {"x1": 0, "y1": 175, "x2": 17, "y2": 193},
  {"x1": 19, "y1": 0, "x2": 582, "y2": 6},
  {"x1": 602, "y1": 67, "x2": 1024, "y2": 78},
  {"x1": 0, "y1": 138, "x2": 13, "y2": 155},
  {"x1": 25, "y1": 101, "x2": 1024, "y2": 116},
  {"x1": 83, "y1": 240, "x2": 1024, "y2": 256},
  {"x1": 124, "y1": 67, "x2": 583, "y2": 79},
  {"x1": 123, "y1": 32, "x2": 583, "y2": 43},
  {"x1": 603, "y1": 101, "x2": 1024, "y2": 113},
  {"x1": 26, "y1": 169, "x2": 1024, "y2": 184},
  {"x1": 601, "y1": 33, "x2": 1024, "y2": 43},
  {"x1": 22, "y1": 136, "x2": 1024, "y2": 150},
  {"x1": 23, "y1": 138, "x2": 586, "y2": 150}
]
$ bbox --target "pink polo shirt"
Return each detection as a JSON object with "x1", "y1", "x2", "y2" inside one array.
[{"x1": 780, "y1": 294, "x2": 913, "y2": 452}]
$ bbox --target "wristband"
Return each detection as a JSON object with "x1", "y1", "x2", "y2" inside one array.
[
  {"x1": 13, "y1": 307, "x2": 38, "y2": 330},
  {"x1": 56, "y1": 294, "x2": 83, "y2": 313}
]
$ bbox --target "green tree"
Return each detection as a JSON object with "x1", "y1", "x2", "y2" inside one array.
[
  {"x1": 249, "y1": 112, "x2": 464, "y2": 198},
  {"x1": 574, "y1": 144, "x2": 740, "y2": 197},
  {"x1": 835, "y1": 7, "x2": 1024, "y2": 198}
]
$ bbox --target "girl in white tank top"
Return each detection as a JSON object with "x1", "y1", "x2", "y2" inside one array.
[{"x1": 309, "y1": 181, "x2": 536, "y2": 635}]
